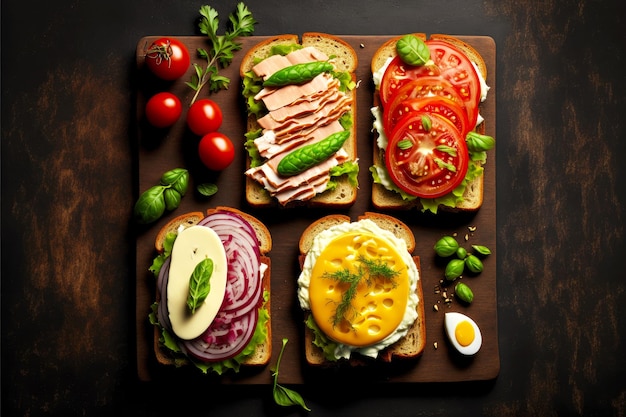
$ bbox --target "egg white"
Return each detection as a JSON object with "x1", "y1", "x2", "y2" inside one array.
[
  {"x1": 297, "y1": 219, "x2": 419, "y2": 360},
  {"x1": 444, "y1": 312, "x2": 482, "y2": 356}
]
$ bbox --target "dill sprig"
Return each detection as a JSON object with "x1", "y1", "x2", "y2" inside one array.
[{"x1": 322, "y1": 255, "x2": 402, "y2": 328}]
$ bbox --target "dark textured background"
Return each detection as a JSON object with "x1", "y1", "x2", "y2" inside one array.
[{"x1": 2, "y1": 0, "x2": 625, "y2": 416}]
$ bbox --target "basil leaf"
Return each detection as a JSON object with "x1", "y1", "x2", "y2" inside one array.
[
  {"x1": 197, "y1": 183, "x2": 218, "y2": 197},
  {"x1": 272, "y1": 338, "x2": 311, "y2": 411},
  {"x1": 163, "y1": 188, "x2": 182, "y2": 211},
  {"x1": 134, "y1": 185, "x2": 166, "y2": 224},
  {"x1": 466, "y1": 132, "x2": 495, "y2": 153},
  {"x1": 187, "y1": 258, "x2": 214, "y2": 314},
  {"x1": 397, "y1": 139, "x2": 413, "y2": 150},
  {"x1": 435, "y1": 145, "x2": 458, "y2": 157},
  {"x1": 273, "y1": 385, "x2": 311, "y2": 411},
  {"x1": 161, "y1": 168, "x2": 189, "y2": 196},
  {"x1": 435, "y1": 158, "x2": 457, "y2": 172},
  {"x1": 472, "y1": 244, "x2": 492, "y2": 256},
  {"x1": 396, "y1": 34, "x2": 430, "y2": 66}
]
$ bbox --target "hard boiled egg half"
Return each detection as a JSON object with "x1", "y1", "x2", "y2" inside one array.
[{"x1": 444, "y1": 312, "x2": 482, "y2": 356}]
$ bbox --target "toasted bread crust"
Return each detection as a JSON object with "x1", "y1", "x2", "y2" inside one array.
[
  {"x1": 153, "y1": 207, "x2": 272, "y2": 369},
  {"x1": 242, "y1": 33, "x2": 358, "y2": 208},
  {"x1": 370, "y1": 34, "x2": 488, "y2": 213},
  {"x1": 299, "y1": 212, "x2": 425, "y2": 366}
]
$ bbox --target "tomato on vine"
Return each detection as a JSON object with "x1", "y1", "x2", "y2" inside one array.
[{"x1": 144, "y1": 37, "x2": 190, "y2": 81}]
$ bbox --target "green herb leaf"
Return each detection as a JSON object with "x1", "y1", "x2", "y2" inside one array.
[
  {"x1": 466, "y1": 131, "x2": 495, "y2": 153},
  {"x1": 435, "y1": 158, "x2": 457, "y2": 172},
  {"x1": 161, "y1": 168, "x2": 189, "y2": 196},
  {"x1": 472, "y1": 245, "x2": 492, "y2": 256},
  {"x1": 396, "y1": 34, "x2": 430, "y2": 66},
  {"x1": 397, "y1": 139, "x2": 414, "y2": 150},
  {"x1": 272, "y1": 339, "x2": 311, "y2": 411},
  {"x1": 445, "y1": 258, "x2": 465, "y2": 281},
  {"x1": 464, "y1": 254, "x2": 484, "y2": 273},
  {"x1": 163, "y1": 188, "x2": 182, "y2": 211},
  {"x1": 197, "y1": 183, "x2": 218, "y2": 197},
  {"x1": 187, "y1": 258, "x2": 214, "y2": 314},
  {"x1": 434, "y1": 236, "x2": 460, "y2": 257},
  {"x1": 134, "y1": 185, "x2": 167, "y2": 224},
  {"x1": 435, "y1": 145, "x2": 458, "y2": 157},
  {"x1": 189, "y1": 3, "x2": 256, "y2": 103},
  {"x1": 421, "y1": 114, "x2": 432, "y2": 131},
  {"x1": 455, "y1": 282, "x2": 474, "y2": 304}
]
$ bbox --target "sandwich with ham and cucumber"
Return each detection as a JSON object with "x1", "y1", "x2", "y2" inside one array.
[
  {"x1": 370, "y1": 34, "x2": 495, "y2": 213},
  {"x1": 240, "y1": 33, "x2": 359, "y2": 207},
  {"x1": 297, "y1": 212, "x2": 425, "y2": 365},
  {"x1": 148, "y1": 207, "x2": 271, "y2": 374}
]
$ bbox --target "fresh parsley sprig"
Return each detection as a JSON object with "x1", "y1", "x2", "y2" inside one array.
[{"x1": 187, "y1": 3, "x2": 257, "y2": 104}]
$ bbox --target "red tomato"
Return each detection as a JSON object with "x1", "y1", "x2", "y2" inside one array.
[
  {"x1": 426, "y1": 40, "x2": 481, "y2": 127},
  {"x1": 145, "y1": 37, "x2": 190, "y2": 80},
  {"x1": 187, "y1": 99, "x2": 223, "y2": 136},
  {"x1": 386, "y1": 96, "x2": 470, "y2": 137},
  {"x1": 379, "y1": 56, "x2": 440, "y2": 107},
  {"x1": 382, "y1": 77, "x2": 463, "y2": 135},
  {"x1": 198, "y1": 132, "x2": 235, "y2": 171},
  {"x1": 145, "y1": 92, "x2": 182, "y2": 128},
  {"x1": 385, "y1": 112, "x2": 469, "y2": 199}
]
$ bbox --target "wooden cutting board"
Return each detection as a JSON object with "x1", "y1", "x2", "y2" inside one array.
[{"x1": 135, "y1": 34, "x2": 498, "y2": 384}]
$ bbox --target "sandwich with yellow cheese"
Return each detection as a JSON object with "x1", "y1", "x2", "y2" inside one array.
[
  {"x1": 297, "y1": 212, "x2": 425, "y2": 365},
  {"x1": 148, "y1": 207, "x2": 271, "y2": 374},
  {"x1": 240, "y1": 33, "x2": 359, "y2": 207},
  {"x1": 370, "y1": 34, "x2": 495, "y2": 213}
]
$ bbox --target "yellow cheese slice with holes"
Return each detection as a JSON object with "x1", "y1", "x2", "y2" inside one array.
[
  {"x1": 167, "y1": 225, "x2": 227, "y2": 340},
  {"x1": 308, "y1": 232, "x2": 409, "y2": 347}
]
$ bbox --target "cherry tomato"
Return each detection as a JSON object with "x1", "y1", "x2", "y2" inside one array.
[
  {"x1": 387, "y1": 96, "x2": 470, "y2": 137},
  {"x1": 379, "y1": 55, "x2": 440, "y2": 107},
  {"x1": 385, "y1": 112, "x2": 469, "y2": 199},
  {"x1": 198, "y1": 132, "x2": 235, "y2": 171},
  {"x1": 382, "y1": 77, "x2": 464, "y2": 136},
  {"x1": 145, "y1": 92, "x2": 182, "y2": 128},
  {"x1": 145, "y1": 37, "x2": 190, "y2": 80},
  {"x1": 426, "y1": 40, "x2": 481, "y2": 127},
  {"x1": 186, "y1": 99, "x2": 223, "y2": 136}
]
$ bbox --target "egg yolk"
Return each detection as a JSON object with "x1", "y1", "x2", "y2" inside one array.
[{"x1": 455, "y1": 320, "x2": 475, "y2": 347}]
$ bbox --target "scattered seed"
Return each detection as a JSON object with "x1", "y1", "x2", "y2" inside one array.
[
  {"x1": 359, "y1": 43, "x2": 365, "y2": 48},
  {"x1": 464, "y1": 233, "x2": 469, "y2": 241},
  {"x1": 468, "y1": 226, "x2": 477, "y2": 232},
  {"x1": 433, "y1": 342, "x2": 438, "y2": 350},
  {"x1": 442, "y1": 291, "x2": 448, "y2": 299},
  {"x1": 433, "y1": 304, "x2": 439, "y2": 312}
]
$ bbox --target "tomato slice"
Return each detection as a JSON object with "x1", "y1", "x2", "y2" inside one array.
[
  {"x1": 382, "y1": 76, "x2": 464, "y2": 136},
  {"x1": 387, "y1": 96, "x2": 470, "y2": 137},
  {"x1": 426, "y1": 40, "x2": 481, "y2": 127},
  {"x1": 379, "y1": 56, "x2": 440, "y2": 107},
  {"x1": 385, "y1": 112, "x2": 469, "y2": 199}
]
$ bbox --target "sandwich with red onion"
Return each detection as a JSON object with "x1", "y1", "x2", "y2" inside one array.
[{"x1": 148, "y1": 207, "x2": 271, "y2": 374}]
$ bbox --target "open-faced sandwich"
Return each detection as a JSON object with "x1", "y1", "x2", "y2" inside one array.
[
  {"x1": 148, "y1": 207, "x2": 271, "y2": 374},
  {"x1": 297, "y1": 212, "x2": 425, "y2": 365},
  {"x1": 240, "y1": 33, "x2": 359, "y2": 207},
  {"x1": 370, "y1": 34, "x2": 495, "y2": 213}
]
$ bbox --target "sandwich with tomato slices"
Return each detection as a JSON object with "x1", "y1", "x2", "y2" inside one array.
[
  {"x1": 297, "y1": 212, "x2": 425, "y2": 365},
  {"x1": 148, "y1": 207, "x2": 271, "y2": 374},
  {"x1": 370, "y1": 34, "x2": 495, "y2": 214}
]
